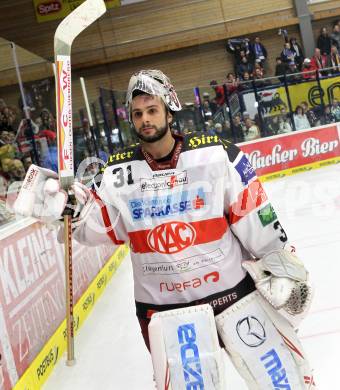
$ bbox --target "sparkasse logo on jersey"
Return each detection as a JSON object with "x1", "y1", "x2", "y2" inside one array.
[
  {"x1": 147, "y1": 221, "x2": 196, "y2": 254},
  {"x1": 129, "y1": 188, "x2": 206, "y2": 220},
  {"x1": 140, "y1": 171, "x2": 188, "y2": 191}
]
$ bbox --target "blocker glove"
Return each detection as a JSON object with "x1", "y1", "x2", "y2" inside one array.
[{"x1": 14, "y1": 164, "x2": 91, "y2": 225}]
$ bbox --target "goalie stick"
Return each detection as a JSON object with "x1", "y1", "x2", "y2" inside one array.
[
  {"x1": 80, "y1": 76, "x2": 99, "y2": 157},
  {"x1": 54, "y1": 0, "x2": 106, "y2": 365}
]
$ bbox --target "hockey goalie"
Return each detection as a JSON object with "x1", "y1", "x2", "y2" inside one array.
[{"x1": 14, "y1": 69, "x2": 316, "y2": 389}]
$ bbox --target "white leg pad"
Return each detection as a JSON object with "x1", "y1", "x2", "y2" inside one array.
[
  {"x1": 215, "y1": 291, "x2": 316, "y2": 389},
  {"x1": 148, "y1": 304, "x2": 225, "y2": 390}
]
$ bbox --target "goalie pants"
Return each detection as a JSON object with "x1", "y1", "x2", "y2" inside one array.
[{"x1": 136, "y1": 273, "x2": 255, "y2": 351}]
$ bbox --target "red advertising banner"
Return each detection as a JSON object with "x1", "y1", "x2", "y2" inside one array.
[
  {"x1": 0, "y1": 222, "x2": 116, "y2": 390},
  {"x1": 239, "y1": 125, "x2": 340, "y2": 178},
  {"x1": 0, "y1": 341, "x2": 13, "y2": 390}
]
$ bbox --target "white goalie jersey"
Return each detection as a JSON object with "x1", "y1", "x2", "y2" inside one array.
[{"x1": 74, "y1": 133, "x2": 289, "y2": 318}]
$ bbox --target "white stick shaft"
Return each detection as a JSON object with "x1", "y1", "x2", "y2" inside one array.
[
  {"x1": 10, "y1": 43, "x2": 29, "y2": 119},
  {"x1": 80, "y1": 77, "x2": 94, "y2": 127}
]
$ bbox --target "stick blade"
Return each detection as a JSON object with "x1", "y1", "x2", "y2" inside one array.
[{"x1": 54, "y1": 0, "x2": 106, "y2": 56}]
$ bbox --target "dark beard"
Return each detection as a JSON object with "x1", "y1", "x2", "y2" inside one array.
[{"x1": 133, "y1": 122, "x2": 169, "y2": 143}]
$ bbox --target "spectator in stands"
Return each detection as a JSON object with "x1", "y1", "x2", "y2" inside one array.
[
  {"x1": 39, "y1": 108, "x2": 56, "y2": 131},
  {"x1": 310, "y1": 48, "x2": 327, "y2": 76},
  {"x1": 236, "y1": 57, "x2": 254, "y2": 79},
  {"x1": 0, "y1": 131, "x2": 19, "y2": 169},
  {"x1": 240, "y1": 71, "x2": 252, "y2": 89},
  {"x1": 232, "y1": 114, "x2": 245, "y2": 143},
  {"x1": 327, "y1": 44, "x2": 340, "y2": 74},
  {"x1": 285, "y1": 62, "x2": 301, "y2": 83},
  {"x1": 243, "y1": 118, "x2": 261, "y2": 141},
  {"x1": 330, "y1": 24, "x2": 340, "y2": 50},
  {"x1": 1, "y1": 158, "x2": 25, "y2": 184},
  {"x1": 0, "y1": 106, "x2": 16, "y2": 133},
  {"x1": 225, "y1": 73, "x2": 241, "y2": 94},
  {"x1": 250, "y1": 37, "x2": 267, "y2": 68},
  {"x1": 278, "y1": 114, "x2": 293, "y2": 133},
  {"x1": 226, "y1": 38, "x2": 250, "y2": 66},
  {"x1": 301, "y1": 58, "x2": 315, "y2": 80},
  {"x1": 293, "y1": 105, "x2": 311, "y2": 130},
  {"x1": 202, "y1": 100, "x2": 213, "y2": 120},
  {"x1": 266, "y1": 115, "x2": 281, "y2": 135},
  {"x1": 289, "y1": 37, "x2": 304, "y2": 70},
  {"x1": 281, "y1": 42, "x2": 296, "y2": 66},
  {"x1": 0, "y1": 130, "x2": 16, "y2": 147},
  {"x1": 279, "y1": 106, "x2": 292, "y2": 120},
  {"x1": 301, "y1": 101, "x2": 319, "y2": 127},
  {"x1": 242, "y1": 111, "x2": 250, "y2": 121},
  {"x1": 253, "y1": 66, "x2": 270, "y2": 88},
  {"x1": 223, "y1": 120, "x2": 232, "y2": 140},
  {"x1": 317, "y1": 27, "x2": 333, "y2": 56},
  {"x1": 254, "y1": 63, "x2": 264, "y2": 78},
  {"x1": 208, "y1": 122, "x2": 228, "y2": 139},
  {"x1": 202, "y1": 92, "x2": 217, "y2": 114},
  {"x1": 331, "y1": 99, "x2": 340, "y2": 121},
  {"x1": 210, "y1": 80, "x2": 225, "y2": 106},
  {"x1": 9, "y1": 159, "x2": 25, "y2": 182},
  {"x1": 320, "y1": 104, "x2": 336, "y2": 125},
  {"x1": 275, "y1": 57, "x2": 287, "y2": 82}
]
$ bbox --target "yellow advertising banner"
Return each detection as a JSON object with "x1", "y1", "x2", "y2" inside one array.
[
  {"x1": 279, "y1": 76, "x2": 340, "y2": 110},
  {"x1": 243, "y1": 76, "x2": 340, "y2": 118},
  {"x1": 33, "y1": 0, "x2": 120, "y2": 23}
]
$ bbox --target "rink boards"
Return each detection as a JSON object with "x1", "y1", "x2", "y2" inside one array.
[
  {"x1": 239, "y1": 123, "x2": 340, "y2": 181},
  {"x1": 12, "y1": 243, "x2": 128, "y2": 390}
]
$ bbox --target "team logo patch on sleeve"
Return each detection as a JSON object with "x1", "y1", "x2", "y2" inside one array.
[
  {"x1": 235, "y1": 155, "x2": 256, "y2": 185},
  {"x1": 257, "y1": 203, "x2": 277, "y2": 226}
]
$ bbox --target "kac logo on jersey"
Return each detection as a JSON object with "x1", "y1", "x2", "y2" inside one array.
[
  {"x1": 260, "y1": 348, "x2": 291, "y2": 389},
  {"x1": 235, "y1": 155, "x2": 256, "y2": 185},
  {"x1": 147, "y1": 221, "x2": 196, "y2": 254},
  {"x1": 177, "y1": 323, "x2": 205, "y2": 389}
]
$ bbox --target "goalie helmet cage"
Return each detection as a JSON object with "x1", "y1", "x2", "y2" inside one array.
[{"x1": 54, "y1": 0, "x2": 107, "y2": 365}]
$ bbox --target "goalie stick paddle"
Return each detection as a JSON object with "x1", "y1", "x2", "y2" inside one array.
[{"x1": 54, "y1": 0, "x2": 106, "y2": 366}]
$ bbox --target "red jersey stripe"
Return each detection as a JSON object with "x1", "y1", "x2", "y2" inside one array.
[
  {"x1": 91, "y1": 190, "x2": 125, "y2": 245},
  {"x1": 128, "y1": 217, "x2": 228, "y2": 254},
  {"x1": 229, "y1": 179, "x2": 267, "y2": 225}
]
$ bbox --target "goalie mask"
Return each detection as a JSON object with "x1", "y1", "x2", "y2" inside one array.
[{"x1": 126, "y1": 69, "x2": 182, "y2": 121}]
